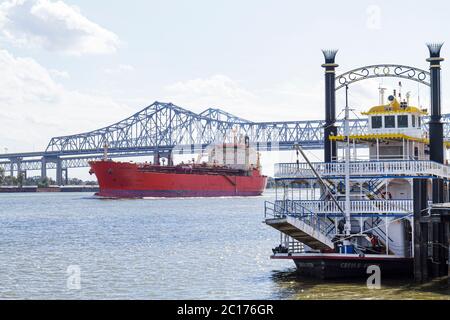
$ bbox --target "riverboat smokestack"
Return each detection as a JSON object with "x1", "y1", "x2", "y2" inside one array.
[
  {"x1": 322, "y1": 49, "x2": 338, "y2": 163},
  {"x1": 427, "y1": 43, "x2": 444, "y2": 165},
  {"x1": 426, "y1": 43, "x2": 448, "y2": 278}
]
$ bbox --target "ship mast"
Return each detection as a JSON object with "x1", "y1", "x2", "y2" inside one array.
[
  {"x1": 343, "y1": 85, "x2": 352, "y2": 240},
  {"x1": 379, "y1": 86, "x2": 386, "y2": 105}
]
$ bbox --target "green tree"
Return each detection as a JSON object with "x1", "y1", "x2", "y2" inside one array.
[
  {"x1": 24, "y1": 176, "x2": 41, "y2": 186},
  {"x1": 37, "y1": 177, "x2": 50, "y2": 188},
  {"x1": 3, "y1": 175, "x2": 18, "y2": 186},
  {"x1": 68, "y1": 178, "x2": 83, "y2": 185}
]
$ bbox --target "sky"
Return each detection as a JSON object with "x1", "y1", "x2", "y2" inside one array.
[{"x1": 0, "y1": 0, "x2": 449, "y2": 178}]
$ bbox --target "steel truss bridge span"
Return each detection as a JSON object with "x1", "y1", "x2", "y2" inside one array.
[
  {"x1": 41, "y1": 101, "x2": 450, "y2": 154},
  {"x1": 1, "y1": 101, "x2": 450, "y2": 182},
  {"x1": 44, "y1": 101, "x2": 333, "y2": 155}
]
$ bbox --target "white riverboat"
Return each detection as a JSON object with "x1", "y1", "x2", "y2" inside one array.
[{"x1": 264, "y1": 87, "x2": 450, "y2": 279}]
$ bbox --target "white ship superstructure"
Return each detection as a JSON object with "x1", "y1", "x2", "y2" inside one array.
[{"x1": 264, "y1": 87, "x2": 450, "y2": 279}]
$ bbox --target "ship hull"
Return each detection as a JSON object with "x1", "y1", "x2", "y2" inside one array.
[
  {"x1": 89, "y1": 161, "x2": 267, "y2": 198},
  {"x1": 273, "y1": 254, "x2": 413, "y2": 280}
]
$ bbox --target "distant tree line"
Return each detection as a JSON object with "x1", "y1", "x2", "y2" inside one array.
[{"x1": 0, "y1": 168, "x2": 97, "y2": 187}]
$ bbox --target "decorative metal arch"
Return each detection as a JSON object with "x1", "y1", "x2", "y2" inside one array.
[{"x1": 336, "y1": 64, "x2": 430, "y2": 90}]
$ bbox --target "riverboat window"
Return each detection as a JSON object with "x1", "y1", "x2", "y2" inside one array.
[
  {"x1": 397, "y1": 115, "x2": 408, "y2": 128},
  {"x1": 384, "y1": 115, "x2": 395, "y2": 128},
  {"x1": 412, "y1": 115, "x2": 416, "y2": 127},
  {"x1": 418, "y1": 117, "x2": 421, "y2": 128},
  {"x1": 379, "y1": 146, "x2": 403, "y2": 159},
  {"x1": 372, "y1": 116, "x2": 382, "y2": 129}
]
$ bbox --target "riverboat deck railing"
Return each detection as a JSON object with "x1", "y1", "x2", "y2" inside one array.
[
  {"x1": 265, "y1": 199, "x2": 416, "y2": 246},
  {"x1": 273, "y1": 199, "x2": 415, "y2": 215},
  {"x1": 264, "y1": 200, "x2": 335, "y2": 237},
  {"x1": 274, "y1": 160, "x2": 450, "y2": 179}
]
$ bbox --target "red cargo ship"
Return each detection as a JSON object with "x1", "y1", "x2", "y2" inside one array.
[
  {"x1": 89, "y1": 142, "x2": 267, "y2": 198},
  {"x1": 89, "y1": 161, "x2": 267, "y2": 198}
]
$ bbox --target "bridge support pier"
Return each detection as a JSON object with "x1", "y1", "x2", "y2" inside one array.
[
  {"x1": 154, "y1": 152, "x2": 160, "y2": 166},
  {"x1": 167, "y1": 150, "x2": 173, "y2": 166},
  {"x1": 8, "y1": 158, "x2": 15, "y2": 177},
  {"x1": 41, "y1": 157, "x2": 47, "y2": 180},
  {"x1": 56, "y1": 158, "x2": 63, "y2": 186},
  {"x1": 17, "y1": 161, "x2": 21, "y2": 177},
  {"x1": 19, "y1": 170, "x2": 26, "y2": 179},
  {"x1": 8, "y1": 157, "x2": 23, "y2": 177},
  {"x1": 10, "y1": 163, "x2": 14, "y2": 177},
  {"x1": 62, "y1": 168, "x2": 68, "y2": 185}
]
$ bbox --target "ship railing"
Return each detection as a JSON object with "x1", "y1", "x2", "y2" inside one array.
[
  {"x1": 266, "y1": 198, "x2": 416, "y2": 255},
  {"x1": 333, "y1": 154, "x2": 430, "y2": 162},
  {"x1": 363, "y1": 217, "x2": 392, "y2": 248},
  {"x1": 274, "y1": 160, "x2": 450, "y2": 179},
  {"x1": 362, "y1": 213, "x2": 414, "y2": 256},
  {"x1": 264, "y1": 200, "x2": 313, "y2": 218},
  {"x1": 264, "y1": 200, "x2": 335, "y2": 237},
  {"x1": 274, "y1": 199, "x2": 415, "y2": 214}
]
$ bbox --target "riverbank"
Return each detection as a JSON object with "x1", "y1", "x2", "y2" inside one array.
[{"x1": 0, "y1": 186, "x2": 99, "y2": 193}]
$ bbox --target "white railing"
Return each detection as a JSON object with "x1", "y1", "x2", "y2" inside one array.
[
  {"x1": 334, "y1": 155, "x2": 429, "y2": 162},
  {"x1": 274, "y1": 199, "x2": 414, "y2": 214},
  {"x1": 275, "y1": 160, "x2": 450, "y2": 179},
  {"x1": 265, "y1": 200, "x2": 334, "y2": 236}
]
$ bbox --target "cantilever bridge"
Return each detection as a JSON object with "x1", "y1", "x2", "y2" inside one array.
[
  {"x1": 1, "y1": 100, "x2": 450, "y2": 184},
  {"x1": 2, "y1": 51, "x2": 450, "y2": 185}
]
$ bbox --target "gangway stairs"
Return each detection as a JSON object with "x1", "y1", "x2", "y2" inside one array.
[{"x1": 264, "y1": 201, "x2": 334, "y2": 251}]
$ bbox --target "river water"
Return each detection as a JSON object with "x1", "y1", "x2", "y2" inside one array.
[{"x1": 0, "y1": 192, "x2": 448, "y2": 300}]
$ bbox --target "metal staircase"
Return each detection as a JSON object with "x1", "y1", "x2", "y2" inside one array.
[{"x1": 264, "y1": 201, "x2": 335, "y2": 250}]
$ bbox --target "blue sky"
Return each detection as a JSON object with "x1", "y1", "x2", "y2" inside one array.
[{"x1": 0, "y1": 0, "x2": 449, "y2": 163}]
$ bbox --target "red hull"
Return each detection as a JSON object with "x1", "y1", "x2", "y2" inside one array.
[{"x1": 89, "y1": 160, "x2": 267, "y2": 198}]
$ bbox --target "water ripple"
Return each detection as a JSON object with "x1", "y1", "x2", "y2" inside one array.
[{"x1": 0, "y1": 192, "x2": 447, "y2": 300}]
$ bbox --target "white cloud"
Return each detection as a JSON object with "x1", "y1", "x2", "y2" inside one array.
[
  {"x1": 0, "y1": 49, "x2": 132, "y2": 153},
  {"x1": 163, "y1": 74, "x2": 326, "y2": 121},
  {"x1": 0, "y1": 0, "x2": 120, "y2": 55},
  {"x1": 163, "y1": 74, "x2": 434, "y2": 123},
  {"x1": 49, "y1": 68, "x2": 69, "y2": 79},
  {"x1": 166, "y1": 75, "x2": 255, "y2": 99},
  {"x1": 104, "y1": 64, "x2": 134, "y2": 75},
  {"x1": 164, "y1": 75, "x2": 262, "y2": 119}
]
